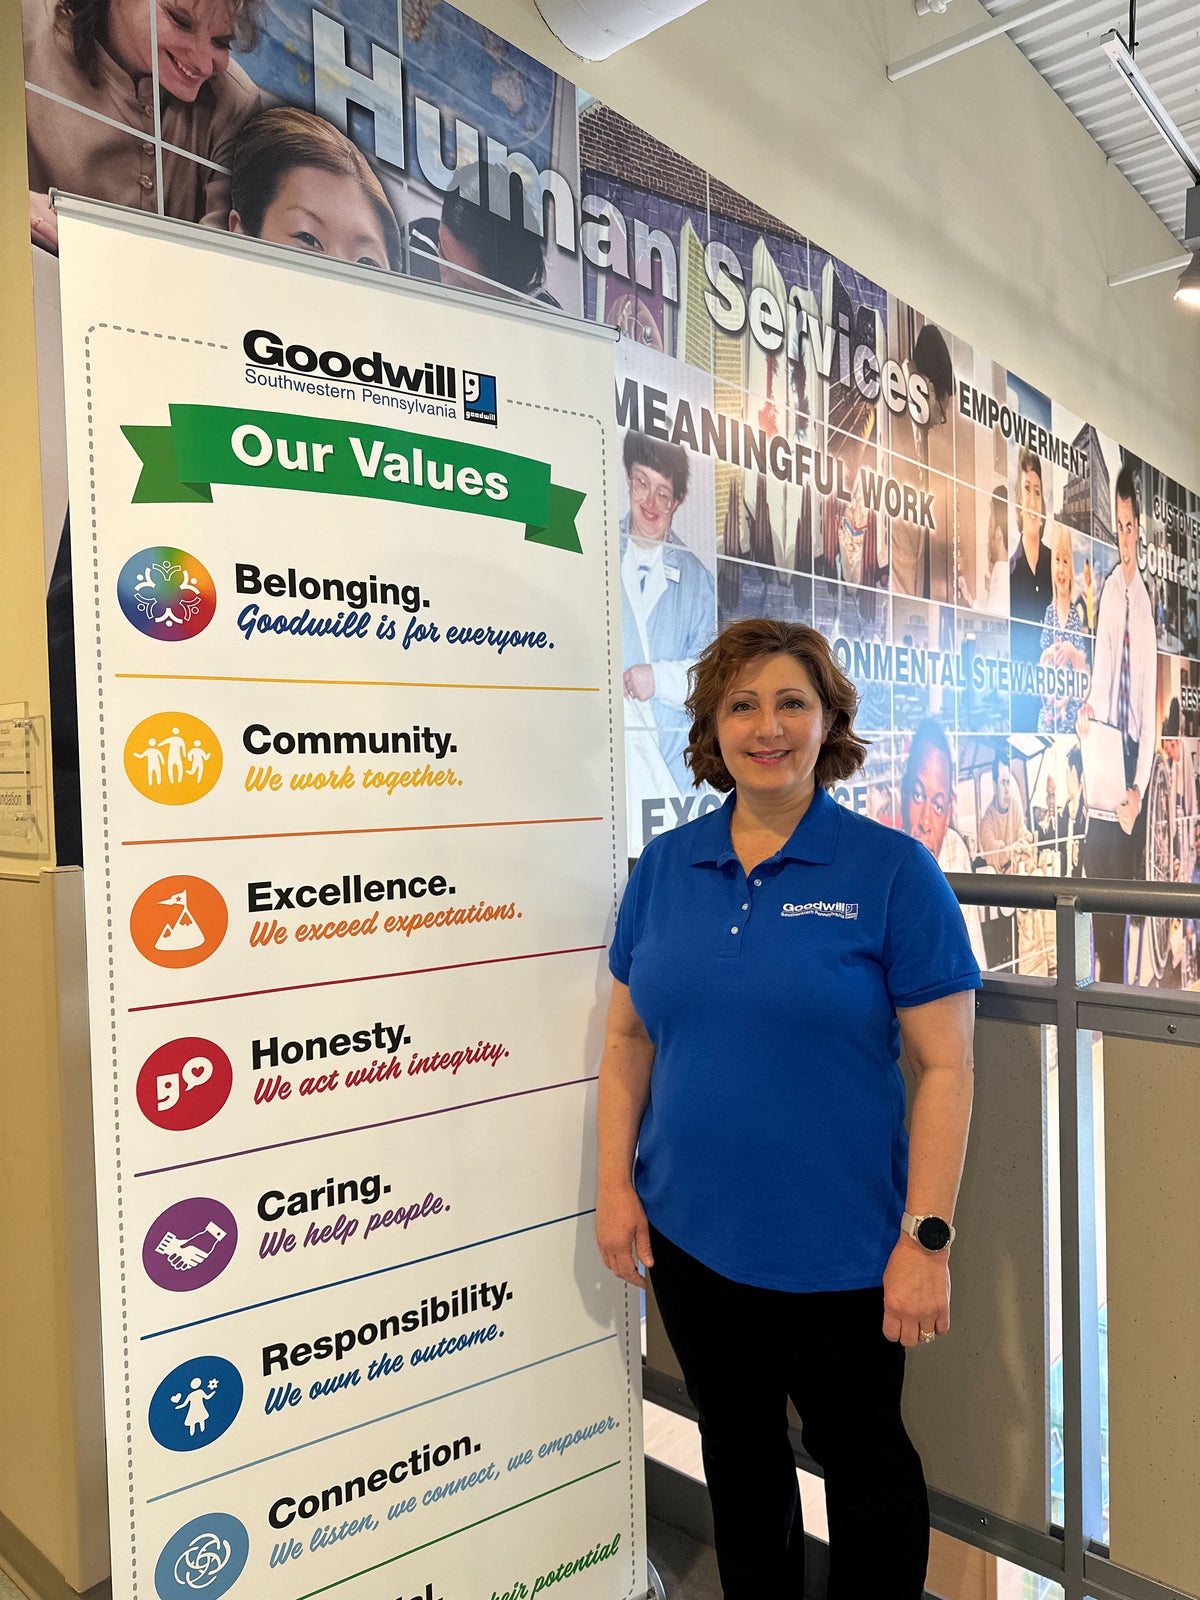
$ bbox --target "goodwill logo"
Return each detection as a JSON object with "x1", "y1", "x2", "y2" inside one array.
[
  {"x1": 463, "y1": 370, "x2": 498, "y2": 426},
  {"x1": 782, "y1": 901, "x2": 859, "y2": 920}
]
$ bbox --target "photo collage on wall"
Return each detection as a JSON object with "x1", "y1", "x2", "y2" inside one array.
[{"x1": 21, "y1": 0, "x2": 1200, "y2": 985}]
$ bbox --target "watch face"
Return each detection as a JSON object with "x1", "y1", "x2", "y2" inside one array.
[{"x1": 917, "y1": 1216, "x2": 952, "y2": 1251}]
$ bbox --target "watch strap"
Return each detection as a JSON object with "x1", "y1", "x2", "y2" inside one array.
[{"x1": 901, "y1": 1211, "x2": 956, "y2": 1249}]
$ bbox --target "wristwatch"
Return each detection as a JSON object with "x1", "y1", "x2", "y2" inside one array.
[{"x1": 901, "y1": 1212, "x2": 955, "y2": 1251}]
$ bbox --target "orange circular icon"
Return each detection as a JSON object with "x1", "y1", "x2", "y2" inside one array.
[
  {"x1": 124, "y1": 712, "x2": 222, "y2": 805},
  {"x1": 130, "y1": 876, "x2": 229, "y2": 968}
]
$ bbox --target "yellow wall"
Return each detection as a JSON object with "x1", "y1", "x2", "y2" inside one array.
[{"x1": 0, "y1": 4, "x2": 107, "y2": 1593}]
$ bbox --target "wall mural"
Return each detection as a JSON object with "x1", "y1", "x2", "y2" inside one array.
[{"x1": 23, "y1": 0, "x2": 1200, "y2": 985}]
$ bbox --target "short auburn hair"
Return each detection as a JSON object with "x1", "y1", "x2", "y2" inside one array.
[{"x1": 684, "y1": 619, "x2": 868, "y2": 792}]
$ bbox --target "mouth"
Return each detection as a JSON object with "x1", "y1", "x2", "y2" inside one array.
[
  {"x1": 165, "y1": 49, "x2": 204, "y2": 85},
  {"x1": 746, "y1": 750, "x2": 790, "y2": 766}
]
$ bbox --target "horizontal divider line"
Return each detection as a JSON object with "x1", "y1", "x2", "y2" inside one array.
[
  {"x1": 121, "y1": 815, "x2": 603, "y2": 847},
  {"x1": 132, "y1": 1073, "x2": 597, "y2": 1176},
  {"x1": 113, "y1": 673, "x2": 600, "y2": 691},
  {"x1": 127, "y1": 944, "x2": 606, "y2": 1011},
  {"x1": 140, "y1": 1207, "x2": 596, "y2": 1338},
  {"x1": 144, "y1": 1335, "x2": 617, "y2": 1504},
  {"x1": 291, "y1": 1459, "x2": 621, "y2": 1599}
]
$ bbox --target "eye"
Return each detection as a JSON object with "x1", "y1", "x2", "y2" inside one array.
[
  {"x1": 289, "y1": 232, "x2": 322, "y2": 251},
  {"x1": 357, "y1": 255, "x2": 385, "y2": 269},
  {"x1": 726, "y1": 698, "x2": 753, "y2": 714},
  {"x1": 166, "y1": 8, "x2": 192, "y2": 28}
]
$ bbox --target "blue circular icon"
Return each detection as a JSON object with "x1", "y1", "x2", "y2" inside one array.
[
  {"x1": 149, "y1": 1357, "x2": 243, "y2": 1452},
  {"x1": 155, "y1": 1512, "x2": 248, "y2": 1599}
]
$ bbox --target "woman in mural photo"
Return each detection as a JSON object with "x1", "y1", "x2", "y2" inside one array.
[
  {"x1": 958, "y1": 486, "x2": 1010, "y2": 617},
  {"x1": 228, "y1": 107, "x2": 401, "y2": 272},
  {"x1": 1038, "y1": 521, "x2": 1090, "y2": 734},
  {"x1": 597, "y1": 619, "x2": 978, "y2": 1598},
  {"x1": 24, "y1": 0, "x2": 262, "y2": 250}
]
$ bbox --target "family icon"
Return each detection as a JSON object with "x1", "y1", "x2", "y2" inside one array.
[{"x1": 125, "y1": 712, "x2": 223, "y2": 804}]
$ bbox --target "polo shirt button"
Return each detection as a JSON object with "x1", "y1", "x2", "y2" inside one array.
[
  {"x1": 139, "y1": 174, "x2": 154, "y2": 190},
  {"x1": 730, "y1": 925, "x2": 739, "y2": 934},
  {"x1": 741, "y1": 903, "x2": 749, "y2": 911},
  {"x1": 753, "y1": 879, "x2": 762, "y2": 887}
]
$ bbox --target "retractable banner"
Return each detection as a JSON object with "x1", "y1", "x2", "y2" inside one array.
[{"x1": 57, "y1": 200, "x2": 640, "y2": 1600}]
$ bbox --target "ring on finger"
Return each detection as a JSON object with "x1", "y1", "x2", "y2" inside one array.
[{"x1": 918, "y1": 1327, "x2": 936, "y2": 1344}]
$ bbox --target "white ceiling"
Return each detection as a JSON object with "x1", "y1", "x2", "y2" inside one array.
[{"x1": 979, "y1": 0, "x2": 1200, "y2": 242}]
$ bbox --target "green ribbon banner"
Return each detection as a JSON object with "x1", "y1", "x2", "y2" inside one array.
[{"x1": 121, "y1": 404, "x2": 586, "y2": 554}]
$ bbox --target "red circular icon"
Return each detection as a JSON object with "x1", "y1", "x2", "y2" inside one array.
[{"x1": 136, "y1": 1038, "x2": 233, "y2": 1131}]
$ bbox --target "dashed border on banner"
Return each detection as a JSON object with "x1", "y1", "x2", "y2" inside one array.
[{"x1": 507, "y1": 394, "x2": 638, "y2": 1597}]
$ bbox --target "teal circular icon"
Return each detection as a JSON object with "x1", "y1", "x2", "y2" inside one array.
[{"x1": 154, "y1": 1512, "x2": 248, "y2": 1598}]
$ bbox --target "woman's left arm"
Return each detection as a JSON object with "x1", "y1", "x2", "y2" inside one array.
[{"x1": 882, "y1": 989, "x2": 975, "y2": 1347}]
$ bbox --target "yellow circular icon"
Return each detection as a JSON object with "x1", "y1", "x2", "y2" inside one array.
[{"x1": 124, "y1": 712, "x2": 223, "y2": 805}]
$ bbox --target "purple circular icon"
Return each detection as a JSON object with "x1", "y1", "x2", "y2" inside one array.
[{"x1": 142, "y1": 1198, "x2": 238, "y2": 1292}]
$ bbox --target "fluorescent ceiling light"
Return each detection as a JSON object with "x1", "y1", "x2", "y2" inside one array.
[{"x1": 1101, "y1": 33, "x2": 1200, "y2": 185}]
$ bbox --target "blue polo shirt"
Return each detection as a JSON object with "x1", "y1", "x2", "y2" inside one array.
[{"x1": 609, "y1": 787, "x2": 980, "y2": 1292}]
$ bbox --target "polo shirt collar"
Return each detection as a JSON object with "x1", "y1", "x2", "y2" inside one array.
[{"x1": 687, "y1": 786, "x2": 841, "y2": 869}]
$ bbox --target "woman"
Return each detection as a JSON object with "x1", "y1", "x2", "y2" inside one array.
[
  {"x1": 229, "y1": 107, "x2": 401, "y2": 272},
  {"x1": 1038, "y1": 522, "x2": 1089, "y2": 733},
  {"x1": 597, "y1": 619, "x2": 978, "y2": 1598},
  {"x1": 407, "y1": 161, "x2": 559, "y2": 305},
  {"x1": 24, "y1": 0, "x2": 262, "y2": 249},
  {"x1": 958, "y1": 486, "x2": 1009, "y2": 615}
]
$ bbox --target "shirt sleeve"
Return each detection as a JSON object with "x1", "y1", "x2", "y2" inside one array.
[
  {"x1": 881, "y1": 842, "x2": 982, "y2": 1009},
  {"x1": 609, "y1": 852, "x2": 648, "y2": 984}
]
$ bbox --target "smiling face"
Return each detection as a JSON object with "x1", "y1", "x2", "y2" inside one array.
[
  {"x1": 904, "y1": 743, "x2": 951, "y2": 859},
  {"x1": 232, "y1": 168, "x2": 392, "y2": 269},
  {"x1": 715, "y1": 654, "x2": 830, "y2": 812},
  {"x1": 107, "y1": 0, "x2": 236, "y2": 99},
  {"x1": 627, "y1": 462, "x2": 680, "y2": 544},
  {"x1": 1053, "y1": 532, "x2": 1073, "y2": 603},
  {"x1": 1018, "y1": 465, "x2": 1045, "y2": 541},
  {"x1": 1116, "y1": 493, "x2": 1139, "y2": 583}
]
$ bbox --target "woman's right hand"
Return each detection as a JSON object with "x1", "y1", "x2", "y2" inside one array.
[
  {"x1": 596, "y1": 1184, "x2": 654, "y2": 1287},
  {"x1": 30, "y1": 191, "x2": 59, "y2": 254}
]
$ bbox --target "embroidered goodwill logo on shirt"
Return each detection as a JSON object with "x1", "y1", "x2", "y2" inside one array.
[{"x1": 781, "y1": 901, "x2": 859, "y2": 919}]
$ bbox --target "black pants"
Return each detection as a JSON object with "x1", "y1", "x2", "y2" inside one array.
[
  {"x1": 648, "y1": 1225, "x2": 929, "y2": 1599},
  {"x1": 1084, "y1": 817, "x2": 1139, "y2": 982}
]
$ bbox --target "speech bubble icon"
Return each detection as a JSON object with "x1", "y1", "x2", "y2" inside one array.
[{"x1": 182, "y1": 1057, "x2": 214, "y2": 1089}]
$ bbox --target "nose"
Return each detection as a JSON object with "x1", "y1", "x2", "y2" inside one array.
[{"x1": 752, "y1": 705, "x2": 782, "y2": 740}]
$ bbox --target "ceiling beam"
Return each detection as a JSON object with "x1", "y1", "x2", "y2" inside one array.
[
  {"x1": 1108, "y1": 253, "x2": 1191, "y2": 287},
  {"x1": 887, "y1": 0, "x2": 1078, "y2": 82}
]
